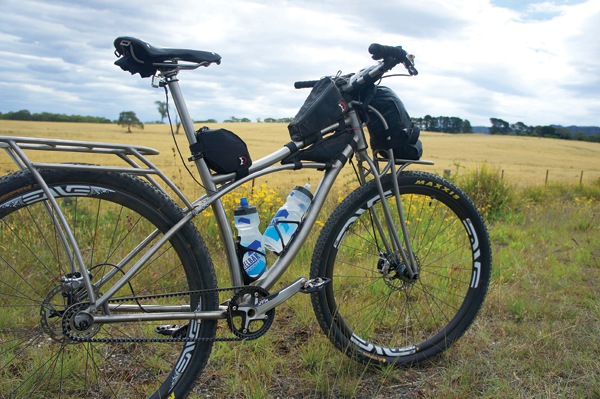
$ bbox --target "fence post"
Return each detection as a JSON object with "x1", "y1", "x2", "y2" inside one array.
[
  {"x1": 580, "y1": 171, "x2": 583, "y2": 185},
  {"x1": 545, "y1": 170, "x2": 549, "y2": 185}
]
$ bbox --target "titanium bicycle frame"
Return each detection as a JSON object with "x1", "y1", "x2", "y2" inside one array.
[{"x1": 0, "y1": 71, "x2": 432, "y2": 325}]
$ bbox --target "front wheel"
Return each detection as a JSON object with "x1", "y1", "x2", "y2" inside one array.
[{"x1": 310, "y1": 171, "x2": 491, "y2": 366}]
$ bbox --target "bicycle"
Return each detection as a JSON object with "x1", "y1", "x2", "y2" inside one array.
[{"x1": 0, "y1": 37, "x2": 491, "y2": 398}]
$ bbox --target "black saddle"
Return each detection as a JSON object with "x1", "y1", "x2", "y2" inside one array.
[{"x1": 114, "y1": 36, "x2": 221, "y2": 78}]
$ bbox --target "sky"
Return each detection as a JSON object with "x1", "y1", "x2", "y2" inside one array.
[{"x1": 0, "y1": 0, "x2": 598, "y2": 127}]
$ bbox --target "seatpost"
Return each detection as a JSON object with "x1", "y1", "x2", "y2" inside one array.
[{"x1": 165, "y1": 76, "x2": 244, "y2": 287}]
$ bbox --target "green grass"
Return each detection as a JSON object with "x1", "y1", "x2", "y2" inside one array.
[
  {"x1": 1, "y1": 164, "x2": 599, "y2": 398},
  {"x1": 193, "y1": 177, "x2": 600, "y2": 398}
]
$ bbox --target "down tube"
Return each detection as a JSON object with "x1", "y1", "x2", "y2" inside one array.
[{"x1": 258, "y1": 159, "x2": 345, "y2": 292}]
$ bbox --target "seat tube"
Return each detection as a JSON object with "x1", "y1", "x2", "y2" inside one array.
[{"x1": 166, "y1": 78, "x2": 243, "y2": 287}]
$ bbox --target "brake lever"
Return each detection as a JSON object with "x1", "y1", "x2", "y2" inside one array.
[{"x1": 403, "y1": 54, "x2": 418, "y2": 76}]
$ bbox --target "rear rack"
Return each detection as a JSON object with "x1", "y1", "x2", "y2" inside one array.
[{"x1": 0, "y1": 135, "x2": 193, "y2": 210}]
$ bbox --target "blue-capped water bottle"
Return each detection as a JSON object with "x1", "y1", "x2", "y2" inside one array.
[
  {"x1": 234, "y1": 198, "x2": 267, "y2": 283},
  {"x1": 263, "y1": 183, "x2": 313, "y2": 253}
]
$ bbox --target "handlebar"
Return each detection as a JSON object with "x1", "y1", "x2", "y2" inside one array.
[
  {"x1": 294, "y1": 80, "x2": 320, "y2": 89},
  {"x1": 294, "y1": 43, "x2": 418, "y2": 90}
]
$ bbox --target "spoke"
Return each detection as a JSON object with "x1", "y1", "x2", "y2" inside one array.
[
  {"x1": 104, "y1": 205, "x2": 125, "y2": 265},
  {"x1": 0, "y1": 330, "x2": 46, "y2": 359},
  {"x1": 136, "y1": 259, "x2": 182, "y2": 295},
  {"x1": 7, "y1": 341, "x2": 65, "y2": 397},
  {"x1": 2, "y1": 218, "x2": 60, "y2": 283},
  {"x1": 340, "y1": 288, "x2": 396, "y2": 321},
  {"x1": 83, "y1": 342, "x2": 121, "y2": 398},
  {"x1": 332, "y1": 274, "x2": 380, "y2": 279},
  {"x1": 346, "y1": 227, "x2": 380, "y2": 249},
  {"x1": 334, "y1": 258, "x2": 377, "y2": 274},
  {"x1": 415, "y1": 281, "x2": 462, "y2": 312},
  {"x1": 424, "y1": 243, "x2": 471, "y2": 270},
  {"x1": 421, "y1": 268, "x2": 471, "y2": 286},
  {"x1": 415, "y1": 279, "x2": 453, "y2": 326},
  {"x1": 89, "y1": 199, "x2": 102, "y2": 269},
  {"x1": 129, "y1": 245, "x2": 174, "y2": 288},
  {"x1": 0, "y1": 254, "x2": 45, "y2": 301},
  {"x1": 104, "y1": 214, "x2": 144, "y2": 266},
  {"x1": 332, "y1": 272, "x2": 383, "y2": 295},
  {"x1": 25, "y1": 206, "x2": 62, "y2": 279},
  {"x1": 338, "y1": 242, "x2": 380, "y2": 258},
  {"x1": 419, "y1": 216, "x2": 462, "y2": 264},
  {"x1": 354, "y1": 287, "x2": 397, "y2": 343},
  {"x1": 411, "y1": 199, "x2": 440, "y2": 254},
  {"x1": 0, "y1": 285, "x2": 45, "y2": 305}
]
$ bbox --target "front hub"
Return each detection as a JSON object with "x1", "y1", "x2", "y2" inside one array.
[{"x1": 377, "y1": 251, "x2": 420, "y2": 291}]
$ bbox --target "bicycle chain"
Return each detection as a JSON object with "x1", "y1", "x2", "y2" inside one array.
[{"x1": 62, "y1": 286, "x2": 254, "y2": 344}]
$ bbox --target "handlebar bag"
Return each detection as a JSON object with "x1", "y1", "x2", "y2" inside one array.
[
  {"x1": 194, "y1": 127, "x2": 252, "y2": 177},
  {"x1": 366, "y1": 86, "x2": 423, "y2": 160},
  {"x1": 288, "y1": 78, "x2": 348, "y2": 143}
]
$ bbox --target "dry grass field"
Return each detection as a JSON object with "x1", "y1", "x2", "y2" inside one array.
[
  {"x1": 1, "y1": 120, "x2": 599, "y2": 191},
  {"x1": 0, "y1": 119, "x2": 599, "y2": 398}
]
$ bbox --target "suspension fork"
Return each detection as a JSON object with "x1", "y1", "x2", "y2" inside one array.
[{"x1": 355, "y1": 150, "x2": 419, "y2": 279}]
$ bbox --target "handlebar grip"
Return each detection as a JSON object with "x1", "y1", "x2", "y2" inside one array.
[
  {"x1": 294, "y1": 80, "x2": 319, "y2": 89},
  {"x1": 368, "y1": 43, "x2": 407, "y2": 62}
]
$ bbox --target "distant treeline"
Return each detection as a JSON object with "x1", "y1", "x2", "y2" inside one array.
[
  {"x1": 216, "y1": 116, "x2": 294, "y2": 123},
  {"x1": 410, "y1": 116, "x2": 473, "y2": 133},
  {"x1": 0, "y1": 110, "x2": 112, "y2": 124},
  {"x1": 485, "y1": 118, "x2": 600, "y2": 142}
]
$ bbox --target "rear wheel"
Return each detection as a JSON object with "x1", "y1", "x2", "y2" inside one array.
[
  {"x1": 0, "y1": 169, "x2": 218, "y2": 398},
  {"x1": 311, "y1": 171, "x2": 491, "y2": 366}
]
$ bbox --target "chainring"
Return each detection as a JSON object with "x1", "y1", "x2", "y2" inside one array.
[{"x1": 227, "y1": 286, "x2": 275, "y2": 340}]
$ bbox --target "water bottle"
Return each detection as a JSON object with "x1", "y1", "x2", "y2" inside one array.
[
  {"x1": 263, "y1": 183, "x2": 313, "y2": 253},
  {"x1": 234, "y1": 198, "x2": 267, "y2": 283}
]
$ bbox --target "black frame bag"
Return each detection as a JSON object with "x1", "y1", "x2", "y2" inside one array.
[
  {"x1": 365, "y1": 86, "x2": 423, "y2": 161},
  {"x1": 288, "y1": 78, "x2": 348, "y2": 143},
  {"x1": 193, "y1": 127, "x2": 252, "y2": 177},
  {"x1": 281, "y1": 130, "x2": 357, "y2": 169}
]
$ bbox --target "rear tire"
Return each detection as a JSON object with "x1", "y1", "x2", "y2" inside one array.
[
  {"x1": 0, "y1": 169, "x2": 217, "y2": 398},
  {"x1": 310, "y1": 171, "x2": 491, "y2": 366}
]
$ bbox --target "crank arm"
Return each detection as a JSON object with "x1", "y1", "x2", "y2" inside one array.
[{"x1": 237, "y1": 278, "x2": 307, "y2": 322}]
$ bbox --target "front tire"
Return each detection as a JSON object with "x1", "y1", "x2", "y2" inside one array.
[{"x1": 310, "y1": 171, "x2": 491, "y2": 366}]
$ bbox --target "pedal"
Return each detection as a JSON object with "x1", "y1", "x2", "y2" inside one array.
[
  {"x1": 155, "y1": 324, "x2": 188, "y2": 338},
  {"x1": 300, "y1": 277, "x2": 331, "y2": 294}
]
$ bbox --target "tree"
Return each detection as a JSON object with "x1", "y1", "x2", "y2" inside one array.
[
  {"x1": 555, "y1": 127, "x2": 572, "y2": 140},
  {"x1": 511, "y1": 121, "x2": 529, "y2": 136},
  {"x1": 461, "y1": 119, "x2": 473, "y2": 133},
  {"x1": 155, "y1": 101, "x2": 168, "y2": 124},
  {"x1": 117, "y1": 111, "x2": 144, "y2": 133},
  {"x1": 489, "y1": 118, "x2": 510, "y2": 135}
]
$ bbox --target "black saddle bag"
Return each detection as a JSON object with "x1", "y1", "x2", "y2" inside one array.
[
  {"x1": 192, "y1": 127, "x2": 252, "y2": 177},
  {"x1": 364, "y1": 86, "x2": 423, "y2": 161},
  {"x1": 288, "y1": 78, "x2": 348, "y2": 143}
]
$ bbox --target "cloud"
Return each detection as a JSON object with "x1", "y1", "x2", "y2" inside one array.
[{"x1": 0, "y1": 0, "x2": 599, "y2": 127}]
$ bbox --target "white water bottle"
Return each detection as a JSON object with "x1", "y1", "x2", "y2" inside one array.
[
  {"x1": 234, "y1": 198, "x2": 267, "y2": 282},
  {"x1": 263, "y1": 184, "x2": 313, "y2": 253}
]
